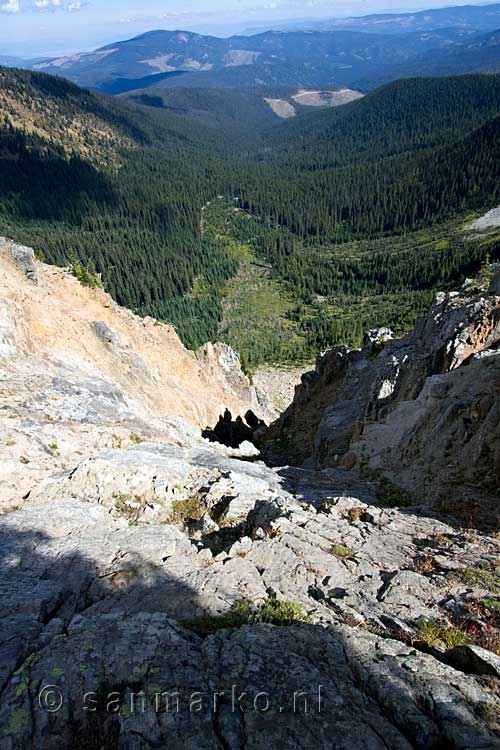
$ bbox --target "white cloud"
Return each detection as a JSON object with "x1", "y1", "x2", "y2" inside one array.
[
  {"x1": 35, "y1": 0, "x2": 73, "y2": 7},
  {"x1": 0, "y1": 0, "x2": 87, "y2": 12},
  {"x1": 0, "y1": 0, "x2": 20, "y2": 13}
]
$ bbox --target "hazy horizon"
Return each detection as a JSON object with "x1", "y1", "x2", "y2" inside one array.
[{"x1": 1, "y1": 0, "x2": 499, "y2": 58}]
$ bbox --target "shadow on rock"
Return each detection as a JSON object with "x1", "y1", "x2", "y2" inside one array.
[
  {"x1": 203, "y1": 408, "x2": 267, "y2": 449},
  {"x1": 1, "y1": 505, "x2": 499, "y2": 750}
]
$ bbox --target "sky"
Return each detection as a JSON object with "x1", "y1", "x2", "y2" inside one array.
[{"x1": 0, "y1": 0, "x2": 496, "y2": 57}]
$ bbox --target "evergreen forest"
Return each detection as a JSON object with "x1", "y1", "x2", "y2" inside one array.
[{"x1": 0, "y1": 67, "x2": 499, "y2": 369}]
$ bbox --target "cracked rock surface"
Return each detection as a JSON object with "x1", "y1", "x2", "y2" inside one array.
[{"x1": 1, "y1": 430, "x2": 500, "y2": 748}]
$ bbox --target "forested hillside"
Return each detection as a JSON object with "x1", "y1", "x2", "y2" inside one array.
[
  {"x1": 0, "y1": 66, "x2": 236, "y2": 348},
  {"x1": 199, "y1": 199, "x2": 500, "y2": 368},
  {"x1": 235, "y1": 76, "x2": 500, "y2": 239},
  {"x1": 0, "y1": 66, "x2": 499, "y2": 368},
  {"x1": 124, "y1": 86, "x2": 280, "y2": 134},
  {"x1": 261, "y1": 76, "x2": 500, "y2": 167}
]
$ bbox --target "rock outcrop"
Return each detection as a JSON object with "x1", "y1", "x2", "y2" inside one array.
[
  {"x1": 1, "y1": 241, "x2": 500, "y2": 748},
  {"x1": 266, "y1": 280, "x2": 500, "y2": 529},
  {"x1": 2, "y1": 424, "x2": 500, "y2": 748}
]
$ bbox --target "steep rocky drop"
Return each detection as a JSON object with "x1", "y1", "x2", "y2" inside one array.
[
  {"x1": 1, "y1": 241, "x2": 500, "y2": 748},
  {"x1": 0, "y1": 239, "x2": 267, "y2": 511}
]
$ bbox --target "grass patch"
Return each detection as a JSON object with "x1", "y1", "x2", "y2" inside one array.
[
  {"x1": 114, "y1": 494, "x2": 144, "y2": 521},
  {"x1": 185, "y1": 598, "x2": 311, "y2": 636},
  {"x1": 258, "y1": 599, "x2": 312, "y2": 625},
  {"x1": 186, "y1": 600, "x2": 254, "y2": 636},
  {"x1": 455, "y1": 565, "x2": 500, "y2": 594},
  {"x1": 169, "y1": 495, "x2": 206, "y2": 528},
  {"x1": 414, "y1": 619, "x2": 471, "y2": 650},
  {"x1": 330, "y1": 544, "x2": 356, "y2": 559}
]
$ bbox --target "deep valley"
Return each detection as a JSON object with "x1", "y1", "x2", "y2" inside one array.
[{"x1": 1, "y1": 5, "x2": 500, "y2": 747}]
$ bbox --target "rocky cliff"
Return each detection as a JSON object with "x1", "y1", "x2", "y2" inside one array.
[
  {"x1": 0, "y1": 239, "x2": 264, "y2": 510},
  {"x1": 266, "y1": 270, "x2": 500, "y2": 530},
  {"x1": 1, "y1": 241, "x2": 500, "y2": 748}
]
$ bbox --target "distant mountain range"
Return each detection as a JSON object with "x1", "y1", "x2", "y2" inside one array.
[
  {"x1": 0, "y1": 55, "x2": 30, "y2": 67},
  {"x1": 0, "y1": 2, "x2": 498, "y2": 94},
  {"x1": 361, "y1": 27, "x2": 500, "y2": 88},
  {"x1": 279, "y1": 2, "x2": 500, "y2": 34},
  {"x1": 28, "y1": 25, "x2": 496, "y2": 93}
]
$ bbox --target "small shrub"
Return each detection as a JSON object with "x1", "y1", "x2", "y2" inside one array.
[
  {"x1": 432, "y1": 533, "x2": 453, "y2": 550},
  {"x1": 129, "y1": 434, "x2": 144, "y2": 445},
  {"x1": 69, "y1": 255, "x2": 103, "y2": 290},
  {"x1": 346, "y1": 507, "x2": 364, "y2": 523},
  {"x1": 412, "y1": 555, "x2": 436, "y2": 575},
  {"x1": 477, "y1": 630, "x2": 500, "y2": 656},
  {"x1": 478, "y1": 255, "x2": 493, "y2": 289},
  {"x1": 330, "y1": 544, "x2": 356, "y2": 559},
  {"x1": 463, "y1": 596, "x2": 500, "y2": 627},
  {"x1": 109, "y1": 568, "x2": 138, "y2": 587},
  {"x1": 170, "y1": 495, "x2": 206, "y2": 528},
  {"x1": 48, "y1": 442, "x2": 59, "y2": 451},
  {"x1": 114, "y1": 493, "x2": 143, "y2": 521},
  {"x1": 263, "y1": 526, "x2": 282, "y2": 540}
]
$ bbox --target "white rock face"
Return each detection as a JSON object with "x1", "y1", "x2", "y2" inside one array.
[
  {"x1": 0, "y1": 241, "x2": 265, "y2": 510},
  {"x1": 470, "y1": 206, "x2": 500, "y2": 230}
]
